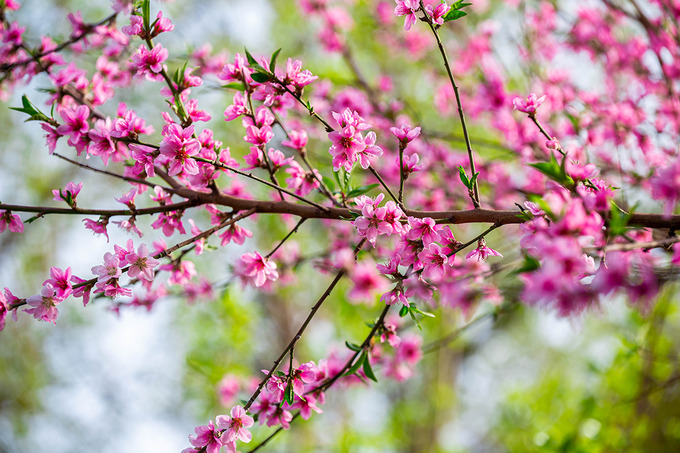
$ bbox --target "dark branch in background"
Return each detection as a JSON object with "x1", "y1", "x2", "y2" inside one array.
[
  {"x1": 420, "y1": 1, "x2": 481, "y2": 208},
  {"x1": 243, "y1": 238, "x2": 368, "y2": 412}
]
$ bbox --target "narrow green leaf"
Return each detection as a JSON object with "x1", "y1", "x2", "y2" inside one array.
[
  {"x1": 458, "y1": 166, "x2": 471, "y2": 189},
  {"x1": 409, "y1": 307, "x2": 423, "y2": 331},
  {"x1": 26, "y1": 113, "x2": 51, "y2": 123},
  {"x1": 362, "y1": 356, "x2": 378, "y2": 382},
  {"x1": 608, "y1": 200, "x2": 632, "y2": 236},
  {"x1": 512, "y1": 254, "x2": 541, "y2": 275},
  {"x1": 347, "y1": 183, "x2": 379, "y2": 198},
  {"x1": 21, "y1": 94, "x2": 33, "y2": 111},
  {"x1": 343, "y1": 350, "x2": 366, "y2": 377},
  {"x1": 284, "y1": 380, "x2": 294, "y2": 405},
  {"x1": 250, "y1": 72, "x2": 272, "y2": 83},
  {"x1": 222, "y1": 82, "x2": 246, "y2": 91},
  {"x1": 142, "y1": 0, "x2": 150, "y2": 30},
  {"x1": 322, "y1": 176, "x2": 336, "y2": 192},
  {"x1": 244, "y1": 48, "x2": 257, "y2": 66},
  {"x1": 343, "y1": 168, "x2": 352, "y2": 190},
  {"x1": 412, "y1": 307, "x2": 435, "y2": 318},
  {"x1": 470, "y1": 171, "x2": 480, "y2": 189},
  {"x1": 345, "y1": 341, "x2": 362, "y2": 352},
  {"x1": 270, "y1": 48, "x2": 282, "y2": 73}
]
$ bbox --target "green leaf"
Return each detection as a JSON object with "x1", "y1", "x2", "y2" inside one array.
[
  {"x1": 142, "y1": 0, "x2": 150, "y2": 30},
  {"x1": 244, "y1": 48, "x2": 258, "y2": 66},
  {"x1": 409, "y1": 307, "x2": 423, "y2": 331},
  {"x1": 470, "y1": 172, "x2": 480, "y2": 189},
  {"x1": 512, "y1": 254, "x2": 541, "y2": 275},
  {"x1": 458, "y1": 166, "x2": 471, "y2": 189},
  {"x1": 347, "y1": 183, "x2": 379, "y2": 199},
  {"x1": 250, "y1": 72, "x2": 272, "y2": 83},
  {"x1": 362, "y1": 356, "x2": 378, "y2": 382},
  {"x1": 608, "y1": 201, "x2": 633, "y2": 237},
  {"x1": 24, "y1": 215, "x2": 41, "y2": 224},
  {"x1": 10, "y1": 94, "x2": 39, "y2": 116},
  {"x1": 345, "y1": 341, "x2": 362, "y2": 352},
  {"x1": 26, "y1": 113, "x2": 51, "y2": 123},
  {"x1": 444, "y1": 10, "x2": 467, "y2": 21},
  {"x1": 343, "y1": 350, "x2": 366, "y2": 377},
  {"x1": 443, "y1": 1, "x2": 472, "y2": 22},
  {"x1": 222, "y1": 82, "x2": 246, "y2": 91},
  {"x1": 343, "y1": 168, "x2": 352, "y2": 190},
  {"x1": 270, "y1": 48, "x2": 282, "y2": 73},
  {"x1": 529, "y1": 153, "x2": 574, "y2": 188},
  {"x1": 322, "y1": 176, "x2": 336, "y2": 192},
  {"x1": 412, "y1": 307, "x2": 435, "y2": 318},
  {"x1": 516, "y1": 211, "x2": 533, "y2": 222},
  {"x1": 283, "y1": 380, "x2": 294, "y2": 405},
  {"x1": 399, "y1": 305, "x2": 409, "y2": 317}
]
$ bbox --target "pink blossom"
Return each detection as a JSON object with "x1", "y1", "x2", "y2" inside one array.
[
  {"x1": 328, "y1": 126, "x2": 366, "y2": 171},
  {"x1": 349, "y1": 259, "x2": 390, "y2": 302},
  {"x1": 418, "y1": 243, "x2": 451, "y2": 279},
  {"x1": 41, "y1": 123, "x2": 61, "y2": 154},
  {"x1": 219, "y1": 223, "x2": 253, "y2": 246},
  {"x1": 437, "y1": 225, "x2": 462, "y2": 254},
  {"x1": 406, "y1": 217, "x2": 440, "y2": 246},
  {"x1": 25, "y1": 284, "x2": 62, "y2": 324},
  {"x1": 243, "y1": 124, "x2": 274, "y2": 146},
  {"x1": 159, "y1": 123, "x2": 201, "y2": 176},
  {"x1": 285, "y1": 161, "x2": 321, "y2": 196},
  {"x1": 394, "y1": 0, "x2": 420, "y2": 31},
  {"x1": 88, "y1": 118, "x2": 117, "y2": 165},
  {"x1": 185, "y1": 99, "x2": 211, "y2": 122},
  {"x1": 163, "y1": 260, "x2": 197, "y2": 287},
  {"x1": 115, "y1": 188, "x2": 137, "y2": 209},
  {"x1": 129, "y1": 144, "x2": 156, "y2": 177},
  {"x1": 151, "y1": 211, "x2": 186, "y2": 236},
  {"x1": 112, "y1": 105, "x2": 154, "y2": 139},
  {"x1": 150, "y1": 11, "x2": 175, "y2": 37},
  {"x1": 381, "y1": 286, "x2": 409, "y2": 307},
  {"x1": 83, "y1": 217, "x2": 109, "y2": 241},
  {"x1": 353, "y1": 196, "x2": 404, "y2": 245},
  {"x1": 390, "y1": 122, "x2": 421, "y2": 146},
  {"x1": 125, "y1": 243, "x2": 159, "y2": 282},
  {"x1": 512, "y1": 93, "x2": 546, "y2": 115},
  {"x1": 290, "y1": 393, "x2": 323, "y2": 420},
  {"x1": 216, "y1": 405, "x2": 254, "y2": 444},
  {"x1": 283, "y1": 58, "x2": 318, "y2": 90},
  {"x1": 218, "y1": 53, "x2": 251, "y2": 82},
  {"x1": 92, "y1": 252, "x2": 122, "y2": 282},
  {"x1": 223, "y1": 92, "x2": 248, "y2": 121},
  {"x1": 426, "y1": 2, "x2": 451, "y2": 25},
  {"x1": 0, "y1": 210, "x2": 24, "y2": 233},
  {"x1": 43, "y1": 267, "x2": 73, "y2": 299},
  {"x1": 217, "y1": 375, "x2": 240, "y2": 407},
  {"x1": 290, "y1": 361, "x2": 320, "y2": 396},
  {"x1": 650, "y1": 159, "x2": 680, "y2": 216},
  {"x1": 0, "y1": 288, "x2": 18, "y2": 332},
  {"x1": 57, "y1": 105, "x2": 90, "y2": 140},
  {"x1": 357, "y1": 131, "x2": 383, "y2": 169},
  {"x1": 130, "y1": 44, "x2": 168, "y2": 79},
  {"x1": 188, "y1": 421, "x2": 223, "y2": 453},
  {"x1": 466, "y1": 239, "x2": 503, "y2": 261},
  {"x1": 122, "y1": 15, "x2": 143, "y2": 36},
  {"x1": 281, "y1": 129, "x2": 308, "y2": 151},
  {"x1": 238, "y1": 251, "x2": 279, "y2": 287},
  {"x1": 70, "y1": 276, "x2": 93, "y2": 307}
]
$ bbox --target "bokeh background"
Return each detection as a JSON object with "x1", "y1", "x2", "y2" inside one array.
[{"x1": 1, "y1": 0, "x2": 680, "y2": 452}]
